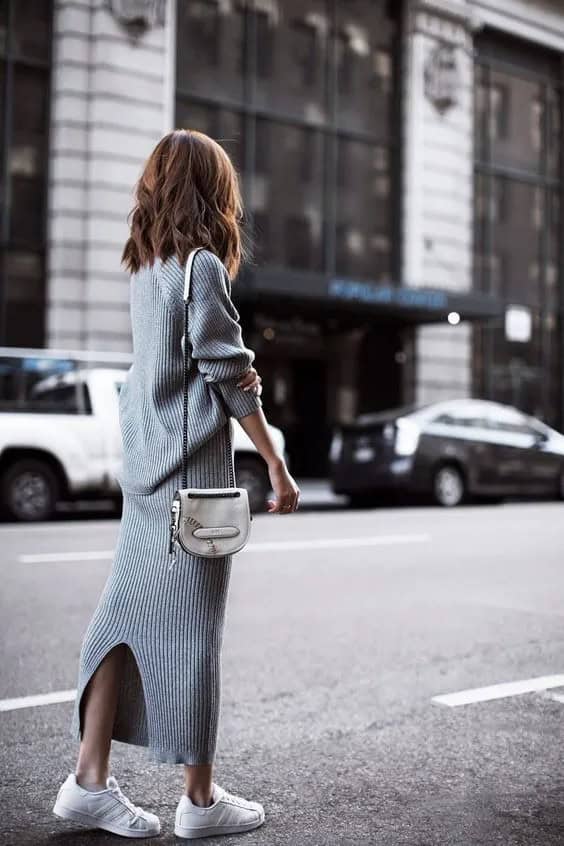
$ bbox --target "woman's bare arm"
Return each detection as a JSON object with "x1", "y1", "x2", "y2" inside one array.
[
  {"x1": 237, "y1": 407, "x2": 300, "y2": 513},
  {"x1": 237, "y1": 406, "x2": 282, "y2": 465}
]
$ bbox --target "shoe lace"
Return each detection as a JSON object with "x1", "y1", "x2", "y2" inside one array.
[{"x1": 109, "y1": 780, "x2": 144, "y2": 823}]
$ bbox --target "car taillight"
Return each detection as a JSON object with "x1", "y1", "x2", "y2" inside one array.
[{"x1": 394, "y1": 418, "x2": 420, "y2": 456}]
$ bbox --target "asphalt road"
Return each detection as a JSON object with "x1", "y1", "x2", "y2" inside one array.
[{"x1": 1, "y1": 498, "x2": 563, "y2": 846}]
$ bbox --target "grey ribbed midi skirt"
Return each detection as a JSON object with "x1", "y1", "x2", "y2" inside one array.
[{"x1": 69, "y1": 421, "x2": 234, "y2": 765}]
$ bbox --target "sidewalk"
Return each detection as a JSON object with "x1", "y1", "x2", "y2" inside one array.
[{"x1": 288, "y1": 478, "x2": 347, "y2": 510}]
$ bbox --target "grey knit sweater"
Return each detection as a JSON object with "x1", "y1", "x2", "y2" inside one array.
[{"x1": 116, "y1": 249, "x2": 263, "y2": 495}]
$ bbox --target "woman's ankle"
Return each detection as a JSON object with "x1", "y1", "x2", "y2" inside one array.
[
  {"x1": 186, "y1": 787, "x2": 213, "y2": 807},
  {"x1": 75, "y1": 767, "x2": 109, "y2": 791}
]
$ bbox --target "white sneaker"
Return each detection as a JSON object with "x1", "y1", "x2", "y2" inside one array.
[
  {"x1": 174, "y1": 782, "x2": 265, "y2": 839},
  {"x1": 53, "y1": 773, "x2": 160, "y2": 838}
]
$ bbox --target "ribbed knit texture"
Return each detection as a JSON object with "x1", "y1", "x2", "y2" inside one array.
[
  {"x1": 69, "y1": 249, "x2": 262, "y2": 765},
  {"x1": 116, "y1": 249, "x2": 262, "y2": 496}
]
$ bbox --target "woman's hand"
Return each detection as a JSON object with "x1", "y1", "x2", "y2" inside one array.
[
  {"x1": 266, "y1": 457, "x2": 300, "y2": 514},
  {"x1": 237, "y1": 367, "x2": 262, "y2": 396}
]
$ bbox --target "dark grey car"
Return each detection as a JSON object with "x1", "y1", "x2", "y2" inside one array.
[{"x1": 329, "y1": 398, "x2": 564, "y2": 507}]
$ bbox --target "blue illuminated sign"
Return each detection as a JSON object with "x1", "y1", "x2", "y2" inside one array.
[{"x1": 328, "y1": 279, "x2": 448, "y2": 311}]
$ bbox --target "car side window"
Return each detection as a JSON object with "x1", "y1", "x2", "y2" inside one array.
[
  {"x1": 432, "y1": 413, "x2": 455, "y2": 425},
  {"x1": 0, "y1": 356, "x2": 80, "y2": 413},
  {"x1": 488, "y1": 421, "x2": 533, "y2": 435},
  {"x1": 485, "y1": 408, "x2": 534, "y2": 436},
  {"x1": 81, "y1": 382, "x2": 93, "y2": 415},
  {"x1": 432, "y1": 412, "x2": 488, "y2": 429}
]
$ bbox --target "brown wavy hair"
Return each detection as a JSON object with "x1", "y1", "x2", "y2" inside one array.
[{"x1": 121, "y1": 129, "x2": 246, "y2": 279}]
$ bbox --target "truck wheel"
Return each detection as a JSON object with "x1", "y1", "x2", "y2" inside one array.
[
  {"x1": 235, "y1": 456, "x2": 269, "y2": 513},
  {"x1": 1, "y1": 458, "x2": 60, "y2": 522},
  {"x1": 432, "y1": 463, "x2": 465, "y2": 507}
]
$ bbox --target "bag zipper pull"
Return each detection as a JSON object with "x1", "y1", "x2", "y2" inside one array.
[{"x1": 168, "y1": 506, "x2": 179, "y2": 570}]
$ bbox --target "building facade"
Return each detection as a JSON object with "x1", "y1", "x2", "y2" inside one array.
[{"x1": 1, "y1": 0, "x2": 563, "y2": 476}]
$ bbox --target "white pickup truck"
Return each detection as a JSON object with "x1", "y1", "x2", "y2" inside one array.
[{"x1": 0, "y1": 349, "x2": 284, "y2": 522}]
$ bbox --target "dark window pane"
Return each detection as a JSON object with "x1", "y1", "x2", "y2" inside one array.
[
  {"x1": 547, "y1": 84, "x2": 561, "y2": 179},
  {"x1": 10, "y1": 175, "x2": 45, "y2": 243},
  {"x1": 254, "y1": 0, "x2": 328, "y2": 124},
  {"x1": 175, "y1": 99, "x2": 245, "y2": 173},
  {"x1": 251, "y1": 210, "x2": 269, "y2": 265},
  {"x1": 284, "y1": 215, "x2": 313, "y2": 269},
  {"x1": 545, "y1": 189, "x2": 560, "y2": 313},
  {"x1": 0, "y1": 2, "x2": 51, "y2": 347},
  {"x1": 335, "y1": 0, "x2": 395, "y2": 137},
  {"x1": 4, "y1": 250, "x2": 43, "y2": 300},
  {"x1": 486, "y1": 319, "x2": 545, "y2": 419},
  {"x1": 545, "y1": 313, "x2": 562, "y2": 427},
  {"x1": 8, "y1": 65, "x2": 49, "y2": 244},
  {"x1": 488, "y1": 69, "x2": 544, "y2": 175},
  {"x1": 0, "y1": 59, "x2": 5, "y2": 212},
  {"x1": 252, "y1": 120, "x2": 323, "y2": 271},
  {"x1": 12, "y1": 0, "x2": 51, "y2": 62},
  {"x1": 0, "y1": 2, "x2": 7, "y2": 56},
  {"x1": 474, "y1": 64, "x2": 488, "y2": 161},
  {"x1": 483, "y1": 178, "x2": 544, "y2": 306},
  {"x1": 12, "y1": 64, "x2": 49, "y2": 133},
  {"x1": 176, "y1": 0, "x2": 244, "y2": 104},
  {"x1": 335, "y1": 138, "x2": 391, "y2": 279}
]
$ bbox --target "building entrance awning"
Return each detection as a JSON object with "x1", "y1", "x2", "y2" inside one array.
[{"x1": 241, "y1": 268, "x2": 503, "y2": 325}]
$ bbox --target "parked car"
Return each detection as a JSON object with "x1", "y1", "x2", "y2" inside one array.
[
  {"x1": 0, "y1": 348, "x2": 284, "y2": 521},
  {"x1": 329, "y1": 398, "x2": 564, "y2": 507}
]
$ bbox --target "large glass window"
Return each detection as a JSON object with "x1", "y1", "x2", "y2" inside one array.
[
  {"x1": 252, "y1": 119, "x2": 324, "y2": 271},
  {"x1": 334, "y1": 0, "x2": 394, "y2": 136},
  {"x1": 254, "y1": 0, "x2": 329, "y2": 123},
  {"x1": 176, "y1": 1, "x2": 245, "y2": 105},
  {"x1": 0, "y1": 0, "x2": 53, "y2": 346},
  {"x1": 473, "y1": 31, "x2": 563, "y2": 427},
  {"x1": 175, "y1": 0, "x2": 398, "y2": 280},
  {"x1": 335, "y1": 138, "x2": 390, "y2": 279}
]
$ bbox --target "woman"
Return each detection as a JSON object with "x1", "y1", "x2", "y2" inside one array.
[{"x1": 52, "y1": 129, "x2": 300, "y2": 839}]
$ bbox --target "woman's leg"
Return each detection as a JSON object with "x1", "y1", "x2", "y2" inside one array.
[
  {"x1": 75, "y1": 644, "x2": 126, "y2": 790},
  {"x1": 184, "y1": 765, "x2": 214, "y2": 806}
]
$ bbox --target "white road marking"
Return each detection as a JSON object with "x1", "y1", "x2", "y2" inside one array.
[
  {"x1": 539, "y1": 689, "x2": 564, "y2": 705},
  {"x1": 244, "y1": 534, "x2": 431, "y2": 552},
  {"x1": 0, "y1": 689, "x2": 77, "y2": 713},
  {"x1": 18, "y1": 533, "x2": 431, "y2": 564},
  {"x1": 20, "y1": 550, "x2": 115, "y2": 564},
  {"x1": 432, "y1": 674, "x2": 564, "y2": 707},
  {"x1": 0, "y1": 521, "x2": 117, "y2": 536}
]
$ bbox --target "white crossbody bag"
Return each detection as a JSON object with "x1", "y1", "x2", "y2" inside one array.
[{"x1": 167, "y1": 248, "x2": 252, "y2": 568}]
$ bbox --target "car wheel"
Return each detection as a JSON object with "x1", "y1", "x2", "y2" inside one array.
[
  {"x1": 1, "y1": 458, "x2": 61, "y2": 522},
  {"x1": 235, "y1": 456, "x2": 269, "y2": 513},
  {"x1": 432, "y1": 463, "x2": 466, "y2": 507}
]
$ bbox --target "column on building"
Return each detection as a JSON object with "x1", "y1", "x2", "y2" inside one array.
[
  {"x1": 46, "y1": 0, "x2": 174, "y2": 351},
  {"x1": 402, "y1": 0, "x2": 474, "y2": 405}
]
